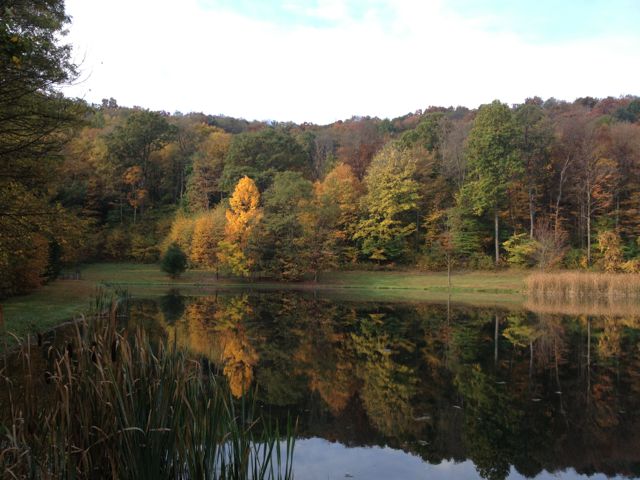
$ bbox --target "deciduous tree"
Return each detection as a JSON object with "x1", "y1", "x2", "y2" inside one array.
[
  {"x1": 461, "y1": 100, "x2": 521, "y2": 264},
  {"x1": 253, "y1": 172, "x2": 313, "y2": 280},
  {"x1": 190, "y1": 205, "x2": 226, "y2": 270},
  {"x1": 218, "y1": 176, "x2": 262, "y2": 277},
  {"x1": 354, "y1": 144, "x2": 421, "y2": 262},
  {"x1": 220, "y1": 128, "x2": 309, "y2": 193},
  {"x1": 0, "y1": 0, "x2": 83, "y2": 297}
]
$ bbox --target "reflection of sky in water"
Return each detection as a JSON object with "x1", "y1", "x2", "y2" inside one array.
[{"x1": 292, "y1": 438, "x2": 633, "y2": 480}]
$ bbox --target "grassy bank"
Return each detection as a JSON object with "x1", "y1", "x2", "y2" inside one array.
[{"x1": 1, "y1": 264, "x2": 528, "y2": 341}]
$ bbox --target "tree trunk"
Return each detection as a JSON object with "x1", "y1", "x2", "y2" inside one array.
[
  {"x1": 415, "y1": 209, "x2": 420, "y2": 252},
  {"x1": 445, "y1": 294, "x2": 451, "y2": 368},
  {"x1": 494, "y1": 209, "x2": 500, "y2": 264},
  {"x1": 529, "y1": 185, "x2": 535, "y2": 239},
  {"x1": 447, "y1": 255, "x2": 451, "y2": 289},
  {"x1": 586, "y1": 182, "x2": 592, "y2": 266},
  {"x1": 494, "y1": 314, "x2": 499, "y2": 364},
  {"x1": 529, "y1": 340, "x2": 533, "y2": 378},
  {"x1": 554, "y1": 156, "x2": 570, "y2": 240},
  {"x1": 587, "y1": 317, "x2": 591, "y2": 395}
]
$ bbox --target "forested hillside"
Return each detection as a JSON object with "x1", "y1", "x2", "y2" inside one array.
[{"x1": 3, "y1": 2, "x2": 640, "y2": 298}]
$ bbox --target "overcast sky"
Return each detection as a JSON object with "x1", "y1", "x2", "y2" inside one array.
[{"x1": 63, "y1": 0, "x2": 640, "y2": 125}]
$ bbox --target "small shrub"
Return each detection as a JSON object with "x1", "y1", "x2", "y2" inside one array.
[
  {"x1": 533, "y1": 218, "x2": 567, "y2": 269},
  {"x1": 131, "y1": 233, "x2": 161, "y2": 263},
  {"x1": 597, "y1": 230, "x2": 624, "y2": 272},
  {"x1": 161, "y1": 243, "x2": 188, "y2": 278},
  {"x1": 563, "y1": 248, "x2": 587, "y2": 269},
  {"x1": 503, "y1": 233, "x2": 539, "y2": 268},
  {"x1": 468, "y1": 253, "x2": 494, "y2": 270},
  {"x1": 103, "y1": 227, "x2": 131, "y2": 260},
  {"x1": 416, "y1": 251, "x2": 447, "y2": 271},
  {"x1": 622, "y1": 259, "x2": 640, "y2": 273}
]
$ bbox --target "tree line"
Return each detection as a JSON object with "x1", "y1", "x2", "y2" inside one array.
[{"x1": 78, "y1": 95, "x2": 640, "y2": 282}]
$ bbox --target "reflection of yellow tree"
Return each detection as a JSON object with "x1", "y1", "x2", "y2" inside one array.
[
  {"x1": 221, "y1": 332, "x2": 258, "y2": 398},
  {"x1": 174, "y1": 298, "x2": 223, "y2": 359},
  {"x1": 214, "y1": 295, "x2": 258, "y2": 397},
  {"x1": 415, "y1": 304, "x2": 449, "y2": 372},
  {"x1": 170, "y1": 295, "x2": 259, "y2": 397}
]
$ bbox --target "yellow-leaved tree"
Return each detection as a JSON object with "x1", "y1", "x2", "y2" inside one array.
[
  {"x1": 163, "y1": 214, "x2": 196, "y2": 259},
  {"x1": 190, "y1": 204, "x2": 227, "y2": 271},
  {"x1": 318, "y1": 163, "x2": 362, "y2": 263},
  {"x1": 217, "y1": 176, "x2": 262, "y2": 277}
]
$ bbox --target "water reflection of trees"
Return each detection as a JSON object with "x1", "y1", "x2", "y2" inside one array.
[
  {"x1": 128, "y1": 292, "x2": 640, "y2": 480},
  {"x1": 161, "y1": 294, "x2": 259, "y2": 398}
]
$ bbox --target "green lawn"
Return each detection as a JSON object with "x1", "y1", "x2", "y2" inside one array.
[
  {"x1": 1, "y1": 263, "x2": 527, "y2": 344},
  {"x1": 320, "y1": 269, "x2": 525, "y2": 293}
]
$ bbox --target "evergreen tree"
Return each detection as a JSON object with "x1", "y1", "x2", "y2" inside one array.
[{"x1": 161, "y1": 243, "x2": 188, "y2": 278}]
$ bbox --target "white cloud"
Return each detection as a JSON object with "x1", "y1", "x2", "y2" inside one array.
[{"x1": 62, "y1": 0, "x2": 640, "y2": 124}]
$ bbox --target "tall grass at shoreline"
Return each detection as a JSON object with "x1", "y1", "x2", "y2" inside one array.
[
  {"x1": 525, "y1": 271, "x2": 640, "y2": 302},
  {"x1": 0, "y1": 295, "x2": 295, "y2": 479}
]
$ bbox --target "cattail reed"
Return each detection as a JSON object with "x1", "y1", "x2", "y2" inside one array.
[{"x1": 0, "y1": 292, "x2": 295, "y2": 480}]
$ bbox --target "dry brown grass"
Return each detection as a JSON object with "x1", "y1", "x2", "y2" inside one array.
[
  {"x1": 525, "y1": 271, "x2": 640, "y2": 301},
  {"x1": 524, "y1": 271, "x2": 640, "y2": 317}
]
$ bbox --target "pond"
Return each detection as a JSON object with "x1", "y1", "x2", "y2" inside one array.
[{"x1": 117, "y1": 290, "x2": 640, "y2": 480}]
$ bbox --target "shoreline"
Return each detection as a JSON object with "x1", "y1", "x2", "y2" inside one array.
[{"x1": 4, "y1": 263, "x2": 640, "y2": 348}]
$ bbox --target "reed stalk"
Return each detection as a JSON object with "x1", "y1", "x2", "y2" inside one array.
[{"x1": 0, "y1": 293, "x2": 295, "y2": 480}]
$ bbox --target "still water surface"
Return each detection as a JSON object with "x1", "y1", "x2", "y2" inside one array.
[
  {"x1": 120, "y1": 290, "x2": 640, "y2": 480},
  {"x1": 21, "y1": 290, "x2": 640, "y2": 480}
]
